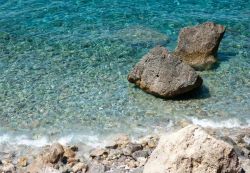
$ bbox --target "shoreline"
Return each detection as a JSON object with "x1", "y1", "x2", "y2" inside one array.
[
  {"x1": 1, "y1": 116, "x2": 249, "y2": 148},
  {"x1": 1, "y1": 123, "x2": 249, "y2": 173}
]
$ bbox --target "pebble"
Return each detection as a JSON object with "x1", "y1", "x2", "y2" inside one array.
[
  {"x1": 107, "y1": 149, "x2": 123, "y2": 160},
  {"x1": 18, "y1": 156, "x2": 28, "y2": 167},
  {"x1": 64, "y1": 147, "x2": 76, "y2": 158},
  {"x1": 132, "y1": 150, "x2": 149, "y2": 160},
  {"x1": 87, "y1": 163, "x2": 106, "y2": 173},
  {"x1": 114, "y1": 134, "x2": 130, "y2": 146},
  {"x1": 137, "y1": 157, "x2": 147, "y2": 167},
  {"x1": 122, "y1": 144, "x2": 142, "y2": 156},
  {"x1": 105, "y1": 141, "x2": 118, "y2": 149},
  {"x1": 90, "y1": 149, "x2": 108, "y2": 158},
  {"x1": 47, "y1": 143, "x2": 64, "y2": 163},
  {"x1": 72, "y1": 162, "x2": 87, "y2": 173},
  {"x1": 0, "y1": 162, "x2": 15, "y2": 172},
  {"x1": 147, "y1": 140, "x2": 157, "y2": 148}
]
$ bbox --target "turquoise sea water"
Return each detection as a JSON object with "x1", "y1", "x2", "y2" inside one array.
[{"x1": 0, "y1": 0, "x2": 249, "y2": 144}]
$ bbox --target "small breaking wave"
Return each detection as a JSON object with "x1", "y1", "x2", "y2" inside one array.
[
  {"x1": 189, "y1": 117, "x2": 250, "y2": 128},
  {"x1": 0, "y1": 133, "x2": 106, "y2": 148}
]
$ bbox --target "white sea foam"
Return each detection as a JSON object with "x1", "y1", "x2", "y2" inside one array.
[
  {"x1": 0, "y1": 118, "x2": 248, "y2": 148},
  {"x1": 0, "y1": 133, "x2": 106, "y2": 148},
  {"x1": 189, "y1": 117, "x2": 250, "y2": 128},
  {"x1": 0, "y1": 134, "x2": 50, "y2": 147},
  {"x1": 57, "y1": 134, "x2": 105, "y2": 148}
]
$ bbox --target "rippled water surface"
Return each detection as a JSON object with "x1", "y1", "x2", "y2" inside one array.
[{"x1": 0, "y1": 0, "x2": 249, "y2": 142}]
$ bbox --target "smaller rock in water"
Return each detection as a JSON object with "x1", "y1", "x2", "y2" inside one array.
[
  {"x1": 174, "y1": 22, "x2": 225, "y2": 70},
  {"x1": 128, "y1": 46, "x2": 203, "y2": 98}
]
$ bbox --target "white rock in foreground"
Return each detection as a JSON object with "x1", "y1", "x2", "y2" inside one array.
[{"x1": 144, "y1": 125, "x2": 243, "y2": 173}]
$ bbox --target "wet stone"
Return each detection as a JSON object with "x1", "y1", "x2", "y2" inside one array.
[
  {"x1": 122, "y1": 144, "x2": 143, "y2": 156},
  {"x1": 107, "y1": 149, "x2": 123, "y2": 160},
  {"x1": 105, "y1": 141, "x2": 118, "y2": 149},
  {"x1": 46, "y1": 143, "x2": 64, "y2": 164},
  {"x1": 18, "y1": 156, "x2": 28, "y2": 167},
  {"x1": 87, "y1": 163, "x2": 106, "y2": 173},
  {"x1": 114, "y1": 135, "x2": 130, "y2": 147},
  {"x1": 90, "y1": 149, "x2": 108, "y2": 158},
  {"x1": 132, "y1": 150, "x2": 149, "y2": 160},
  {"x1": 131, "y1": 167, "x2": 144, "y2": 173},
  {"x1": 64, "y1": 147, "x2": 76, "y2": 159},
  {"x1": 70, "y1": 145, "x2": 79, "y2": 152},
  {"x1": 72, "y1": 162, "x2": 87, "y2": 173}
]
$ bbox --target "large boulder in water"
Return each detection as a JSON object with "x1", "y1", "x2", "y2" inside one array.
[
  {"x1": 143, "y1": 125, "x2": 243, "y2": 173},
  {"x1": 174, "y1": 22, "x2": 225, "y2": 70},
  {"x1": 128, "y1": 46, "x2": 202, "y2": 98}
]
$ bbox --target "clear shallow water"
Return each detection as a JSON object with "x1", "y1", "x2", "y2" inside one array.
[{"x1": 0, "y1": 0, "x2": 249, "y2": 144}]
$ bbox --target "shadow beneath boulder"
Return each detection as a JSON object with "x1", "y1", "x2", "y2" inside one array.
[
  {"x1": 211, "y1": 51, "x2": 236, "y2": 70},
  {"x1": 131, "y1": 84, "x2": 210, "y2": 100},
  {"x1": 171, "y1": 85, "x2": 210, "y2": 100}
]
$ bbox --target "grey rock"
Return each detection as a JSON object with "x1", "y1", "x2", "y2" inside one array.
[
  {"x1": 132, "y1": 150, "x2": 149, "y2": 160},
  {"x1": 131, "y1": 167, "x2": 144, "y2": 173},
  {"x1": 174, "y1": 22, "x2": 225, "y2": 70},
  {"x1": 128, "y1": 46, "x2": 203, "y2": 98},
  {"x1": 105, "y1": 141, "x2": 118, "y2": 149},
  {"x1": 59, "y1": 165, "x2": 72, "y2": 173},
  {"x1": 240, "y1": 158, "x2": 250, "y2": 173},
  {"x1": 117, "y1": 155, "x2": 128, "y2": 163},
  {"x1": 122, "y1": 144, "x2": 143, "y2": 156},
  {"x1": 87, "y1": 163, "x2": 105, "y2": 173},
  {"x1": 90, "y1": 149, "x2": 108, "y2": 158},
  {"x1": 109, "y1": 168, "x2": 127, "y2": 173},
  {"x1": 108, "y1": 149, "x2": 123, "y2": 160}
]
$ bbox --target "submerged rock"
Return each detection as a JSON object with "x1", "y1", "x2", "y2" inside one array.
[
  {"x1": 174, "y1": 22, "x2": 225, "y2": 70},
  {"x1": 128, "y1": 46, "x2": 203, "y2": 98},
  {"x1": 144, "y1": 125, "x2": 243, "y2": 173},
  {"x1": 114, "y1": 26, "x2": 169, "y2": 47}
]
